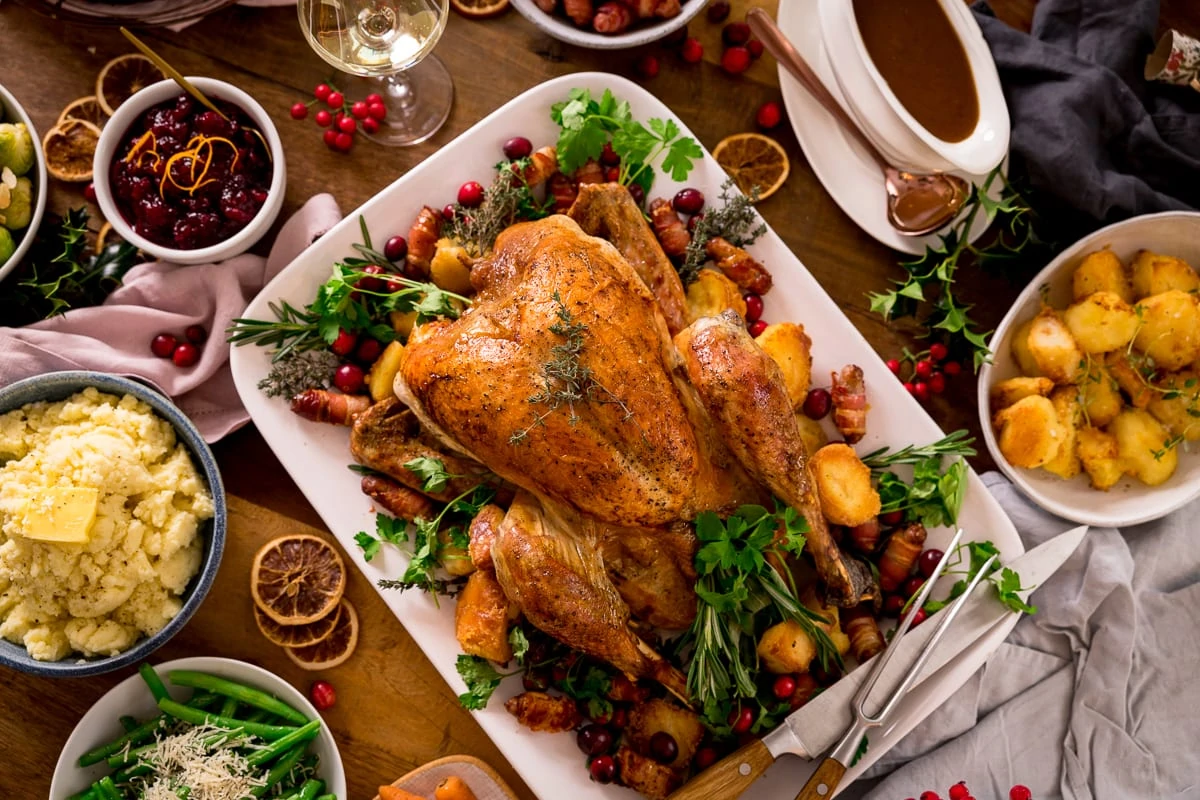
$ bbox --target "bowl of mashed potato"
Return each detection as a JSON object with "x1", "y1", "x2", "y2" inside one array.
[{"x1": 0, "y1": 371, "x2": 226, "y2": 676}]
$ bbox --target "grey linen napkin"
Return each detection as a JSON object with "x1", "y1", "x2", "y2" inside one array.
[{"x1": 840, "y1": 472, "x2": 1200, "y2": 800}]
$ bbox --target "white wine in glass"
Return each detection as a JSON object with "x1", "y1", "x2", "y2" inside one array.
[{"x1": 299, "y1": 0, "x2": 453, "y2": 146}]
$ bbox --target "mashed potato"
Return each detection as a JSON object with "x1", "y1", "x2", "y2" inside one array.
[{"x1": 0, "y1": 388, "x2": 213, "y2": 661}]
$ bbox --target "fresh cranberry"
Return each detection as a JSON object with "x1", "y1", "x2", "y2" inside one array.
[
  {"x1": 943, "y1": 360, "x2": 962, "y2": 377},
  {"x1": 150, "y1": 334, "x2": 177, "y2": 359},
  {"x1": 903, "y1": 381, "x2": 916, "y2": 395},
  {"x1": 908, "y1": 607, "x2": 928, "y2": 627},
  {"x1": 920, "y1": 791, "x2": 941, "y2": 800},
  {"x1": 627, "y1": 183, "x2": 645, "y2": 207},
  {"x1": 756, "y1": 101, "x2": 783, "y2": 129},
  {"x1": 576, "y1": 724, "x2": 614, "y2": 756},
  {"x1": 880, "y1": 509, "x2": 905, "y2": 526},
  {"x1": 802, "y1": 388, "x2": 832, "y2": 420},
  {"x1": 172, "y1": 343, "x2": 200, "y2": 368},
  {"x1": 918, "y1": 549, "x2": 945, "y2": 579},
  {"x1": 184, "y1": 325, "x2": 207, "y2": 344},
  {"x1": 326, "y1": 90, "x2": 344, "y2": 108},
  {"x1": 314, "y1": 84, "x2": 332, "y2": 102},
  {"x1": 928, "y1": 372, "x2": 946, "y2": 394},
  {"x1": 672, "y1": 188, "x2": 705, "y2": 215},
  {"x1": 315, "y1": 109, "x2": 333, "y2": 127},
  {"x1": 903, "y1": 576, "x2": 926, "y2": 599},
  {"x1": 915, "y1": 359, "x2": 934, "y2": 379},
  {"x1": 522, "y1": 669, "x2": 549, "y2": 692},
  {"x1": 747, "y1": 38, "x2": 764, "y2": 59},
  {"x1": 913, "y1": 381, "x2": 930, "y2": 402},
  {"x1": 649, "y1": 731, "x2": 678, "y2": 764},
  {"x1": 337, "y1": 115, "x2": 357, "y2": 133},
  {"x1": 743, "y1": 293, "x2": 763, "y2": 323},
  {"x1": 722, "y1": 46, "x2": 752, "y2": 75},
  {"x1": 681, "y1": 37, "x2": 704, "y2": 63},
  {"x1": 748, "y1": 319, "x2": 768, "y2": 337},
  {"x1": 600, "y1": 141, "x2": 620, "y2": 167},
  {"x1": 83, "y1": 182, "x2": 97, "y2": 203},
  {"x1": 611, "y1": 706, "x2": 629, "y2": 729},
  {"x1": 694, "y1": 746, "x2": 718, "y2": 769},
  {"x1": 356, "y1": 264, "x2": 386, "y2": 292},
  {"x1": 589, "y1": 754, "x2": 616, "y2": 784},
  {"x1": 350, "y1": 101, "x2": 370, "y2": 120},
  {"x1": 886, "y1": 358, "x2": 902, "y2": 375},
  {"x1": 728, "y1": 705, "x2": 755, "y2": 734},
  {"x1": 706, "y1": 0, "x2": 730, "y2": 22},
  {"x1": 442, "y1": 204, "x2": 456, "y2": 221},
  {"x1": 334, "y1": 363, "x2": 365, "y2": 394},
  {"x1": 948, "y1": 783, "x2": 970, "y2": 800},
  {"x1": 772, "y1": 674, "x2": 796, "y2": 700},
  {"x1": 458, "y1": 181, "x2": 485, "y2": 207},
  {"x1": 361, "y1": 117, "x2": 380, "y2": 134},
  {"x1": 323, "y1": 128, "x2": 339, "y2": 148},
  {"x1": 882, "y1": 593, "x2": 905, "y2": 617},
  {"x1": 604, "y1": 166, "x2": 620, "y2": 182},
  {"x1": 309, "y1": 679, "x2": 337, "y2": 711},
  {"x1": 723, "y1": 21, "x2": 751, "y2": 45},
  {"x1": 334, "y1": 132, "x2": 354, "y2": 152},
  {"x1": 368, "y1": 102, "x2": 387, "y2": 120},
  {"x1": 503, "y1": 136, "x2": 533, "y2": 160},
  {"x1": 687, "y1": 212, "x2": 704, "y2": 234},
  {"x1": 331, "y1": 329, "x2": 358, "y2": 356},
  {"x1": 290, "y1": 102, "x2": 309, "y2": 120},
  {"x1": 384, "y1": 236, "x2": 408, "y2": 262},
  {"x1": 636, "y1": 54, "x2": 660, "y2": 79},
  {"x1": 365, "y1": 92, "x2": 384, "y2": 105},
  {"x1": 1010, "y1": 787, "x2": 1032, "y2": 800},
  {"x1": 929, "y1": 342, "x2": 949, "y2": 361}
]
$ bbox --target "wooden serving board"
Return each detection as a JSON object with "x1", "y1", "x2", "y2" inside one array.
[{"x1": 5, "y1": 496, "x2": 533, "y2": 800}]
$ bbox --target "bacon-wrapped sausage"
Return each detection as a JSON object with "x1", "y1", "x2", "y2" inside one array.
[
  {"x1": 593, "y1": 1, "x2": 633, "y2": 32},
  {"x1": 649, "y1": 198, "x2": 690, "y2": 258},
  {"x1": 519, "y1": 145, "x2": 558, "y2": 187},
  {"x1": 563, "y1": 0, "x2": 594, "y2": 25},
  {"x1": 405, "y1": 205, "x2": 442, "y2": 280},
  {"x1": 831, "y1": 364, "x2": 868, "y2": 444},
  {"x1": 361, "y1": 474, "x2": 435, "y2": 521},
  {"x1": 548, "y1": 171, "x2": 578, "y2": 213},
  {"x1": 290, "y1": 389, "x2": 371, "y2": 426},
  {"x1": 706, "y1": 236, "x2": 773, "y2": 295}
]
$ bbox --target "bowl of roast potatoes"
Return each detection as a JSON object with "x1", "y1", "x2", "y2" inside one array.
[{"x1": 980, "y1": 211, "x2": 1200, "y2": 527}]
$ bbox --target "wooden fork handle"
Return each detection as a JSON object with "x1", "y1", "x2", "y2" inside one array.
[
  {"x1": 666, "y1": 738, "x2": 775, "y2": 800},
  {"x1": 795, "y1": 757, "x2": 848, "y2": 800}
]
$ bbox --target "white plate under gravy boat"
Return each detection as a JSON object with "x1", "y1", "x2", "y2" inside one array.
[
  {"x1": 777, "y1": 0, "x2": 1002, "y2": 255},
  {"x1": 230, "y1": 72, "x2": 1023, "y2": 798}
]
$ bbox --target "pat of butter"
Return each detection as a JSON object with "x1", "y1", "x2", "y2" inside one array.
[{"x1": 21, "y1": 487, "x2": 100, "y2": 543}]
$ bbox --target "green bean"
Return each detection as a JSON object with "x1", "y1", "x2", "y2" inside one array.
[
  {"x1": 139, "y1": 663, "x2": 169, "y2": 702},
  {"x1": 297, "y1": 778, "x2": 325, "y2": 800},
  {"x1": 219, "y1": 696, "x2": 239, "y2": 718},
  {"x1": 245, "y1": 708, "x2": 272, "y2": 723},
  {"x1": 65, "y1": 787, "x2": 98, "y2": 800},
  {"x1": 168, "y1": 670, "x2": 309, "y2": 725},
  {"x1": 111, "y1": 762, "x2": 152, "y2": 784},
  {"x1": 314, "y1": 795, "x2": 336, "y2": 800},
  {"x1": 95, "y1": 777, "x2": 122, "y2": 800},
  {"x1": 157, "y1": 698, "x2": 299, "y2": 740},
  {"x1": 247, "y1": 719, "x2": 321, "y2": 767},
  {"x1": 107, "y1": 727, "x2": 244, "y2": 768},
  {"x1": 118, "y1": 715, "x2": 139, "y2": 733},
  {"x1": 78, "y1": 715, "x2": 168, "y2": 767},
  {"x1": 250, "y1": 744, "x2": 306, "y2": 798}
]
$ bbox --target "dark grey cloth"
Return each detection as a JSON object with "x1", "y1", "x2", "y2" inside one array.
[{"x1": 974, "y1": 0, "x2": 1200, "y2": 227}]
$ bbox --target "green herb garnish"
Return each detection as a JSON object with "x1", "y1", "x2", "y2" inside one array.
[
  {"x1": 403, "y1": 456, "x2": 459, "y2": 494},
  {"x1": 256, "y1": 349, "x2": 340, "y2": 398},
  {"x1": 920, "y1": 540, "x2": 1037, "y2": 616},
  {"x1": 444, "y1": 156, "x2": 553, "y2": 257},
  {"x1": 679, "y1": 178, "x2": 767, "y2": 286},
  {"x1": 455, "y1": 655, "x2": 516, "y2": 711},
  {"x1": 863, "y1": 431, "x2": 975, "y2": 529}
]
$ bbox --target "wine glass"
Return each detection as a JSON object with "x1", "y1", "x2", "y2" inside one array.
[{"x1": 298, "y1": 0, "x2": 453, "y2": 147}]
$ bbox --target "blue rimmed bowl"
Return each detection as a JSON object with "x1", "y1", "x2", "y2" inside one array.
[{"x1": 0, "y1": 371, "x2": 226, "y2": 677}]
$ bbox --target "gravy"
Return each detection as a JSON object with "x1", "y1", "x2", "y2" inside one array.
[{"x1": 853, "y1": 0, "x2": 980, "y2": 143}]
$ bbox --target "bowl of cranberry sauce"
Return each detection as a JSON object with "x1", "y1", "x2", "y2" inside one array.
[{"x1": 93, "y1": 78, "x2": 285, "y2": 265}]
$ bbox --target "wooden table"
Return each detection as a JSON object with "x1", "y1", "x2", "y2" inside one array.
[{"x1": 2, "y1": 1, "x2": 1198, "y2": 797}]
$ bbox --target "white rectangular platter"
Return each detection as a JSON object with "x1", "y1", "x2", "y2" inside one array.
[{"x1": 230, "y1": 72, "x2": 1023, "y2": 798}]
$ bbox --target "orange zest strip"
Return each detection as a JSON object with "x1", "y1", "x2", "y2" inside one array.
[
  {"x1": 157, "y1": 134, "x2": 243, "y2": 198},
  {"x1": 122, "y1": 130, "x2": 160, "y2": 169}
]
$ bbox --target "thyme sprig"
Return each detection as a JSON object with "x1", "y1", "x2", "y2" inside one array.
[
  {"x1": 679, "y1": 178, "x2": 766, "y2": 286},
  {"x1": 445, "y1": 156, "x2": 554, "y2": 258}
]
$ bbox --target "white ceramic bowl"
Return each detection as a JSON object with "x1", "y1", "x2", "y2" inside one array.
[
  {"x1": 50, "y1": 656, "x2": 346, "y2": 799},
  {"x1": 510, "y1": 0, "x2": 707, "y2": 50},
  {"x1": 0, "y1": 82, "x2": 49, "y2": 284},
  {"x1": 979, "y1": 211, "x2": 1200, "y2": 528},
  {"x1": 818, "y1": 0, "x2": 1009, "y2": 175},
  {"x1": 93, "y1": 78, "x2": 286, "y2": 266}
]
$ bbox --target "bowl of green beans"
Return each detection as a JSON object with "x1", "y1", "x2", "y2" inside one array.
[{"x1": 50, "y1": 657, "x2": 346, "y2": 800}]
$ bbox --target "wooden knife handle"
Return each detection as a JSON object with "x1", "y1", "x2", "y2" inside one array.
[
  {"x1": 794, "y1": 757, "x2": 848, "y2": 800},
  {"x1": 666, "y1": 738, "x2": 775, "y2": 800}
]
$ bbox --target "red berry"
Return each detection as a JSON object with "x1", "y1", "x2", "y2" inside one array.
[
  {"x1": 576, "y1": 724, "x2": 614, "y2": 756},
  {"x1": 728, "y1": 705, "x2": 755, "y2": 734},
  {"x1": 943, "y1": 360, "x2": 963, "y2": 377},
  {"x1": 172, "y1": 342, "x2": 200, "y2": 368},
  {"x1": 611, "y1": 706, "x2": 629, "y2": 729},
  {"x1": 743, "y1": 293, "x2": 763, "y2": 323},
  {"x1": 83, "y1": 182, "x2": 97, "y2": 203},
  {"x1": 721, "y1": 46, "x2": 752, "y2": 74},
  {"x1": 908, "y1": 607, "x2": 928, "y2": 627},
  {"x1": 363, "y1": 92, "x2": 383, "y2": 105},
  {"x1": 913, "y1": 381, "x2": 930, "y2": 402},
  {"x1": 915, "y1": 359, "x2": 933, "y2": 379},
  {"x1": 355, "y1": 338, "x2": 384, "y2": 364},
  {"x1": 338, "y1": 115, "x2": 357, "y2": 133},
  {"x1": 723, "y1": 21, "x2": 751, "y2": 45},
  {"x1": 290, "y1": 102, "x2": 309, "y2": 120},
  {"x1": 627, "y1": 183, "x2": 645, "y2": 207},
  {"x1": 326, "y1": 90, "x2": 344, "y2": 108},
  {"x1": 601, "y1": 166, "x2": 618, "y2": 182},
  {"x1": 880, "y1": 509, "x2": 904, "y2": 526},
  {"x1": 315, "y1": 109, "x2": 333, "y2": 127},
  {"x1": 681, "y1": 37, "x2": 704, "y2": 63},
  {"x1": 756, "y1": 100, "x2": 783, "y2": 129},
  {"x1": 458, "y1": 180, "x2": 485, "y2": 207},
  {"x1": 903, "y1": 576, "x2": 925, "y2": 599},
  {"x1": 368, "y1": 102, "x2": 387, "y2": 120},
  {"x1": 929, "y1": 372, "x2": 946, "y2": 394},
  {"x1": 694, "y1": 746, "x2": 718, "y2": 769},
  {"x1": 361, "y1": 117, "x2": 380, "y2": 134},
  {"x1": 350, "y1": 101, "x2": 370, "y2": 119},
  {"x1": 772, "y1": 674, "x2": 796, "y2": 700},
  {"x1": 706, "y1": 0, "x2": 730, "y2": 22},
  {"x1": 918, "y1": 549, "x2": 945, "y2": 579},
  {"x1": 331, "y1": 329, "x2": 358, "y2": 356},
  {"x1": 882, "y1": 593, "x2": 905, "y2": 616},
  {"x1": 600, "y1": 141, "x2": 620, "y2": 167},
  {"x1": 333, "y1": 363, "x2": 365, "y2": 394},
  {"x1": 687, "y1": 212, "x2": 704, "y2": 234},
  {"x1": 929, "y1": 342, "x2": 949, "y2": 361},
  {"x1": 748, "y1": 319, "x2": 768, "y2": 337},
  {"x1": 150, "y1": 333, "x2": 177, "y2": 359},
  {"x1": 309, "y1": 679, "x2": 337, "y2": 711},
  {"x1": 384, "y1": 235, "x2": 408, "y2": 262},
  {"x1": 949, "y1": 783, "x2": 970, "y2": 800},
  {"x1": 920, "y1": 791, "x2": 941, "y2": 800},
  {"x1": 589, "y1": 754, "x2": 616, "y2": 784},
  {"x1": 802, "y1": 388, "x2": 832, "y2": 420},
  {"x1": 184, "y1": 325, "x2": 207, "y2": 344},
  {"x1": 442, "y1": 204, "x2": 456, "y2": 221},
  {"x1": 314, "y1": 83, "x2": 331, "y2": 102},
  {"x1": 356, "y1": 264, "x2": 386, "y2": 292},
  {"x1": 636, "y1": 54, "x2": 660, "y2": 79},
  {"x1": 504, "y1": 136, "x2": 533, "y2": 160},
  {"x1": 886, "y1": 358, "x2": 901, "y2": 374},
  {"x1": 747, "y1": 38, "x2": 764, "y2": 59},
  {"x1": 672, "y1": 188, "x2": 705, "y2": 215},
  {"x1": 648, "y1": 731, "x2": 678, "y2": 763},
  {"x1": 323, "y1": 128, "x2": 339, "y2": 148},
  {"x1": 334, "y1": 132, "x2": 354, "y2": 152},
  {"x1": 903, "y1": 381, "x2": 916, "y2": 395},
  {"x1": 1010, "y1": 787, "x2": 1032, "y2": 800}
]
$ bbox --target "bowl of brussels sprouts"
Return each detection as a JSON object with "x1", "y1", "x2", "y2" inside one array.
[{"x1": 0, "y1": 82, "x2": 48, "y2": 284}]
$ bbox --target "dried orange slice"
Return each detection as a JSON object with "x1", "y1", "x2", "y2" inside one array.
[
  {"x1": 450, "y1": 0, "x2": 509, "y2": 18},
  {"x1": 284, "y1": 599, "x2": 359, "y2": 671},
  {"x1": 251, "y1": 534, "x2": 346, "y2": 625},
  {"x1": 711, "y1": 133, "x2": 790, "y2": 202},
  {"x1": 58, "y1": 96, "x2": 108, "y2": 129},
  {"x1": 42, "y1": 119, "x2": 102, "y2": 182},
  {"x1": 96, "y1": 54, "x2": 166, "y2": 116},
  {"x1": 253, "y1": 604, "x2": 339, "y2": 648}
]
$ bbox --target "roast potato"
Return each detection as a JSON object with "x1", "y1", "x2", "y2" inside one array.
[
  {"x1": 1073, "y1": 249, "x2": 1133, "y2": 303},
  {"x1": 1106, "y1": 352, "x2": 1154, "y2": 408},
  {"x1": 504, "y1": 691, "x2": 582, "y2": 732},
  {"x1": 1043, "y1": 387, "x2": 1082, "y2": 479},
  {"x1": 1027, "y1": 307, "x2": 1084, "y2": 383},
  {"x1": 1110, "y1": 408, "x2": 1178, "y2": 485},
  {"x1": 1076, "y1": 425, "x2": 1124, "y2": 490},
  {"x1": 1133, "y1": 290, "x2": 1200, "y2": 371},
  {"x1": 757, "y1": 619, "x2": 818, "y2": 674},
  {"x1": 1147, "y1": 371, "x2": 1200, "y2": 441},
  {"x1": 615, "y1": 747, "x2": 682, "y2": 800},
  {"x1": 429, "y1": 237, "x2": 474, "y2": 294},
  {"x1": 454, "y1": 570, "x2": 512, "y2": 662},
  {"x1": 755, "y1": 322, "x2": 813, "y2": 408},
  {"x1": 810, "y1": 443, "x2": 882, "y2": 526},
  {"x1": 686, "y1": 268, "x2": 747, "y2": 320},
  {"x1": 1131, "y1": 250, "x2": 1200, "y2": 299},
  {"x1": 794, "y1": 413, "x2": 829, "y2": 455},
  {"x1": 1079, "y1": 361, "x2": 1123, "y2": 427},
  {"x1": 992, "y1": 395, "x2": 1063, "y2": 468},
  {"x1": 990, "y1": 376, "x2": 1054, "y2": 411},
  {"x1": 368, "y1": 340, "x2": 405, "y2": 402},
  {"x1": 1062, "y1": 291, "x2": 1140, "y2": 354},
  {"x1": 625, "y1": 699, "x2": 705, "y2": 769},
  {"x1": 1010, "y1": 317, "x2": 1042, "y2": 377},
  {"x1": 390, "y1": 309, "x2": 418, "y2": 338}
]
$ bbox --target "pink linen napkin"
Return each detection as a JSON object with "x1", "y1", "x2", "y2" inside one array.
[{"x1": 0, "y1": 194, "x2": 343, "y2": 443}]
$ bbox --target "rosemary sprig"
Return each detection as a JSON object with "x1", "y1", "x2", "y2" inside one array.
[
  {"x1": 859, "y1": 430, "x2": 977, "y2": 469},
  {"x1": 679, "y1": 178, "x2": 766, "y2": 286},
  {"x1": 226, "y1": 300, "x2": 323, "y2": 362}
]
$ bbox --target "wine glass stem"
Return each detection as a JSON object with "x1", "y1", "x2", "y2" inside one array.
[{"x1": 383, "y1": 71, "x2": 418, "y2": 114}]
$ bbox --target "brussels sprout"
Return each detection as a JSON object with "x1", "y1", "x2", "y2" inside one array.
[
  {"x1": 0, "y1": 228, "x2": 13, "y2": 264},
  {"x1": 0, "y1": 123, "x2": 35, "y2": 176},
  {"x1": 2, "y1": 177, "x2": 32, "y2": 230}
]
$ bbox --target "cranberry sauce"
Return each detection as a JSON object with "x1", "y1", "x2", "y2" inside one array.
[{"x1": 109, "y1": 93, "x2": 272, "y2": 251}]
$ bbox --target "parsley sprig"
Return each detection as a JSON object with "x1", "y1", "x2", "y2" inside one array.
[
  {"x1": 863, "y1": 431, "x2": 976, "y2": 529},
  {"x1": 917, "y1": 540, "x2": 1037, "y2": 616},
  {"x1": 551, "y1": 88, "x2": 702, "y2": 195},
  {"x1": 455, "y1": 629, "x2": 533, "y2": 710}
]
